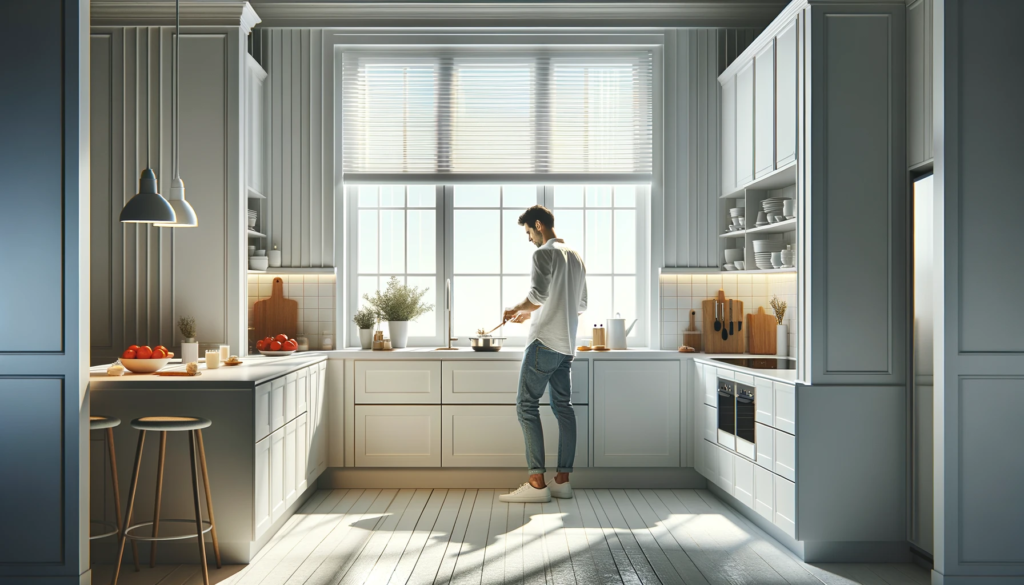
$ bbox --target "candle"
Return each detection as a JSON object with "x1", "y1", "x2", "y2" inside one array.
[
  {"x1": 205, "y1": 350, "x2": 221, "y2": 369},
  {"x1": 219, "y1": 344, "x2": 230, "y2": 362}
]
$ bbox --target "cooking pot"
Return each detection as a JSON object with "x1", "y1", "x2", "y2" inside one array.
[{"x1": 468, "y1": 335, "x2": 506, "y2": 352}]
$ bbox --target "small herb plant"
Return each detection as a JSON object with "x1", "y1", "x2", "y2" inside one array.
[
  {"x1": 364, "y1": 276, "x2": 434, "y2": 322},
  {"x1": 178, "y1": 315, "x2": 196, "y2": 340},
  {"x1": 770, "y1": 295, "x2": 787, "y2": 325},
  {"x1": 353, "y1": 306, "x2": 378, "y2": 330}
]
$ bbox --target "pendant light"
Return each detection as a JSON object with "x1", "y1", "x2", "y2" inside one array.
[
  {"x1": 156, "y1": 0, "x2": 198, "y2": 228},
  {"x1": 119, "y1": 29, "x2": 174, "y2": 224}
]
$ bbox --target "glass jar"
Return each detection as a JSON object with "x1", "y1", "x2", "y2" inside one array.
[
  {"x1": 321, "y1": 331, "x2": 334, "y2": 350},
  {"x1": 296, "y1": 335, "x2": 309, "y2": 352}
]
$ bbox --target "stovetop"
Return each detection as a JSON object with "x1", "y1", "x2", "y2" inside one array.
[{"x1": 710, "y1": 358, "x2": 797, "y2": 370}]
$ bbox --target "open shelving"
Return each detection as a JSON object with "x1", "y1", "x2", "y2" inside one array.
[{"x1": 719, "y1": 179, "x2": 797, "y2": 273}]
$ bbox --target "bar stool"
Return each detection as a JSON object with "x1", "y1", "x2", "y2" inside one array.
[
  {"x1": 112, "y1": 416, "x2": 221, "y2": 585},
  {"x1": 90, "y1": 416, "x2": 138, "y2": 569}
]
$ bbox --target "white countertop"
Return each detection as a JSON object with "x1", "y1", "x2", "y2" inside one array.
[
  {"x1": 318, "y1": 346, "x2": 695, "y2": 360},
  {"x1": 90, "y1": 353, "x2": 327, "y2": 390},
  {"x1": 694, "y1": 355, "x2": 798, "y2": 383}
]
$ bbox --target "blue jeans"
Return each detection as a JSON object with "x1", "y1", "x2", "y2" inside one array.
[{"x1": 517, "y1": 340, "x2": 576, "y2": 475}]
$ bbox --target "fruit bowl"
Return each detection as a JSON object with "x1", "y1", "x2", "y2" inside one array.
[
  {"x1": 120, "y1": 358, "x2": 173, "y2": 374},
  {"x1": 259, "y1": 349, "x2": 296, "y2": 357}
]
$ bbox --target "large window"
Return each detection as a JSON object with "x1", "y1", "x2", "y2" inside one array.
[{"x1": 347, "y1": 184, "x2": 647, "y2": 347}]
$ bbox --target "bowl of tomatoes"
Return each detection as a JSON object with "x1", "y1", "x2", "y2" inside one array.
[
  {"x1": 257, "y1": 334, "x2": 299, "y2": 356},
  {"x1": 120, "y1": 345, "x2": 174, "y2": 373}
]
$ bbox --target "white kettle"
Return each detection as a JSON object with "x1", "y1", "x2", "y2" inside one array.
[{"x1": 607, "y1": 313, "x2": 638, "y2": 350}]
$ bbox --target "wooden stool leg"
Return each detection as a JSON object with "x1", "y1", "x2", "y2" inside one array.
[
  {"x1": 149, "y1": 431, "x2": 167, "y2": 568},
  {"x1": 188, "y1": 430, "x2": 210, "y2": 585},
  {"x1": 105, "y1": 428, "x2": 138, "y2": 570},
  {"x1": 111, "y1": 431, "x2": 146, "y2": 585},
  {"x1": 196, "y1": 429, "x2": 222, "y2": 568}
]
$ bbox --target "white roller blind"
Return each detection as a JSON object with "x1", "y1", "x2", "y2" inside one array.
[{"x1": 342, "y1": 50, "x2": 653, "y2": 181}]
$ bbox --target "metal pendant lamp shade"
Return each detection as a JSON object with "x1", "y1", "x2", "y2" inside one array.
[
  {"x1": 157, "y1": 0, "x2": 199, "y2": 228},
  {"x1": 120, "y1": 169, "x2": 176, "y2": 223},
  {"x1": 157, "y1": 177, "x2": 198, "y2": 227}
]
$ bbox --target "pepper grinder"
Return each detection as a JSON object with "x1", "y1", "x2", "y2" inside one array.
[{"x1": 592, "y1": 324, "x2": 606, "y2": 348}]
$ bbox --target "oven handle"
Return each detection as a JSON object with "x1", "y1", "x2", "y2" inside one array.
[{"x1": 736, "y1": 396, "x2": 754, "y2": 405}]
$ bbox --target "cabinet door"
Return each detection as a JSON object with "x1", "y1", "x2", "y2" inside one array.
[
  {"x1": 704, "y1": 404, "x2": 717, "y2": 443},
  {"x1": 775, "y1": 475, "x2": 796, "y2": 537},
  {"x1": 297, "y1": 367, "x2": 308, "y2": 416},
  {"x1": 255, "y1": 382, "x2": 272, "y2": 441},
  {"x1": 735, "y1": 60, "x2": 756, "y2": 187},
  {"x1": 441, "y1": 405, "x2": 588, "y2": 468},
  {"x1": 354, "y1": 405, "x2": 442, "y2": 467},
  {"x1": 775, "y1": 429, "x2": 796, "y2": 482},
  {"x1": 355, "y1": 361, "x2": 441, "y2": 404},
  {"x1": 254, "y1": 435, "x2": 272, "y2": 539},
  {"x1": 721, "y1": 76, "x2": 737, "y2": 194},
  {"x1": 594, "y1": 361, "x2": 680, "y2": 467},
  {"x1": 704, "y1": 366, "x2": 719, "y2": 406},
  {"x1": 754, "y1": 464, "x2": 775, "y2": 522},
  {"x1": 755, "y1": 422, "x2": 774, "y2": 471},
  {"x1": 754, "y1": 42, "x2": 776, "y2": 178},
  {"x1": 296, "y1": 413, "x2": 308, "y2": 496},
  {"x1": 717, "y1": 445, "x2": 735, "y2": 495},
  {"x1": 270, "y1": 427, "x2": 286, "y2": 522},
  {"x1": 316, "y1": 361, "x2": 329, "y2": 474},
  {"x1": 754, "y1": 377, "x2": 774, "y2": 426},
  {"x1": 283, "y1": 419, "x2": 297, "y2": 506},
  {"x1": 284, "y1": 372, "x2": 298, "y2": 423},
  {"x1": 774, "y1": 382, "x2": 796, "y2": 434},
  {"x1": 271, "y1": 377, "x2": 286, "y2": 433},
  {"x1": 308, "y1": 363, "x2": 326, "y2": 482},
  {"x1": 703, "y1": 440, "x2": 719, "y2": 484},
  {"x1": 775, "y1": 18, "x2": 798, "y2": 168},
  {"x1": 734, "y1": 455, "x2": 755, "y2": 509}
]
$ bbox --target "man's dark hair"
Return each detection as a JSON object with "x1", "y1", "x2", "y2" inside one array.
[{"x1": 517, "y1": 205, "x2": 555, "y2": 229}]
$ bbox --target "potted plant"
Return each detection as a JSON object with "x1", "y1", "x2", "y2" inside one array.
[
  {"x1": 364, "y1": 276, "x2": 433, "y2": 349},
  {"x1": 178, "y1": 315, "x2": 198, "y2": 364},
  {"x1": 353, "y1": 306, "x2": 377, "y2": 350},
  {"x1": 770, "y1": 295, "x2": 788, "y2": 357}
]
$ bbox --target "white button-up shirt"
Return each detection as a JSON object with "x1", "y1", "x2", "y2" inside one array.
[{"x1": 526, "y1": 239, "x2": 588, "y2": 356}]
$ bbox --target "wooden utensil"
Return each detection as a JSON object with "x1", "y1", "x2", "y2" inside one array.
[
  {"x1": 747, "y1": 306, "x2": 778, "y2": 355},
  {"x1": 719, "y1": 291, "x2": 728, "y2": 340},
  {"x1": 713, "y1": 301, "x2": 721, "y2": 332},
  {"x1": 729, "y1": 300, "x2": 735, "y2": 336},
  {"x1": 253, "y1": 277, "x2": 298, "y2": 342},
  {"x1": 682, "y1": 310, "x2": 702, "y2": 352}
]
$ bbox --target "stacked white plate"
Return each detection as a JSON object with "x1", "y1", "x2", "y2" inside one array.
[
  {"x1": 247, "y1": 209, "x2": 258, "y2": 229},
  {"x1": 761, "y1": 197, "x2": 789, "y2": 223},
  {"x1": 752, "y1": 239, "x2": 787, "y2": 269}
]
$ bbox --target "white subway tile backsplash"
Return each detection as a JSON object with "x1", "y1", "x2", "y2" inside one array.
[
  {"x1": 259, "y1": 283, "x2": 272, "y2": 297},
  {"x1": 319, "y1": 309, "x2": 334, "y2": 323},
  {"x1": 303, "y1": 308, "x2": 319, "y2": 322},
  {"x1": 303, "y1": 296, "x2": 320, "y2": 310},
  {"x1": 247, "y1": 274, "x2": 337, "y2": 353},
  {"x1": 319, "y1": 284, "x2": 333, "y2": 297}
]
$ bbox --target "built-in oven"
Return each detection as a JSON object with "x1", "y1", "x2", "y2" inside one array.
[
  {"x1": 716, "y1": 377, "x2": 757, "y2": 459},
  {"x1": 717, "y1": 379, "x2": 736, "y2": 450}
]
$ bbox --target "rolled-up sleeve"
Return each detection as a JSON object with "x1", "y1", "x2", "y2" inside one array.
[
  {"x1": 527, "y1": 250, "x2": 551, "y2": 305},
  {"x1": 578, "y1": 278, "x2": 588, "y2": 313}
]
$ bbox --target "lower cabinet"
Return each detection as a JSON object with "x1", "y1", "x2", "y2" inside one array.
[
  {"x1": 754, "y1": 464, "x2": 774, "y2": 522},
  {"x1": 296, "y1": 413, "x2": 308, "y2": 496},
  {"x1": 354, "y1": 405, "x2": 442, "y2": 467},
  {"x1": 270, "y1": 426, "x2": 286, "y2": 522},
  {"x1": 594, "y1": 360, "x2": 681, "y2": 467},
  {"x1": 717, "y1": 443, "x2": 735, "y2": 495},
  {"x1": 775, "y1": 429, "x2": 796, "y2": 481},
  {"x1": 734, "y1": 455, "x2": 755, "y2": 508},
  {"x1": 254, "y1": 435, "x2": 272, "y2": 539},
  {"x1": 283, "y1": 419, "x2": 297, "y2": 507},
  {"x1": 440, "y1": 405, "x2": 588, "y2": 468},
  {"x1": 775, "y1": 475, "x2": 796, "y2": 538}
]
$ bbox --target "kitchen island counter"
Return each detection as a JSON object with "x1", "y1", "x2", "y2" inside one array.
[{"x1": 90, "y1": 353, "x2": 327, "y2": 390}]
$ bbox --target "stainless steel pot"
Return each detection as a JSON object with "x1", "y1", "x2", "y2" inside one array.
[{"x1": 468, "y1": 336, "x2": 507, "y2": 352}]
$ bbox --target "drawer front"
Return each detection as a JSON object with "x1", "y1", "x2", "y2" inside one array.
[
  {"x1": 734, "y1": 455, "x2": 755, "y2": 509},
  {"x1": 354, "y1": 405, "x2": 442, "y2": 467},
  {"x1": 703, "y1": 439, "x2": 719, "y2": 482},
  {"x1": 254, "y1": 435, "x2": 272, "y2": 539},
  {"x1": 271, "y1": 378, "x2": 286, "y2": 432},
  {"x1": 356, "y1": 361, "x2": 441, "y2": 404},
  {"x1": 441, "y1": 404, "x2": 588, "y2": 467},
  {"x1": 717, "y1": 444, "x2": 735, "y2": 496},
  {"x1": 284, "y1": 372, "x2": 298, "y2": 422},
  {"x1": 255, "y1": 382, "x2": 272, "y2": 441},
  {"x1": 754, "y1": 464, "x2": 774, "y2": 522},
  {"x1": 754, "y1": 378, "x2": 774, "y2": 426},
  {"x1": 774, "y1": 429, "x2": 796, "y2": 481},
  {"x1": 774, "y1": 475, "x2": 796, "y2": 538},
  {"x1": 704, "y1": 404, "x2": 717, "y2": 443},
  {"x1": 733, "y1": 372, "x2": 754, "y2": 386},
  {"x1": 774, "y1": 382, "x2": 796, "y2": 434},
  {"x1": 441, "y1": 360, "x2": 588, "y2": 404},
  {"x1": 297, "y1": 367, "x2": 309, "y2": 415},
  {"x1": 704, "y1": 366, "x2": 718, "y2": 406},
  {"x1": 755, "y1": 422, "x2": 774, "y2": 471}
]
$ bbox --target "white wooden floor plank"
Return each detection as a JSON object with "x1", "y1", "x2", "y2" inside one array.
[
  {"x1": 181, "y1": 565, "x2": 246, "y2": 585},
  {"x1": 622, "y1": 489, "x2": 710, "y2": 585},
  {"x1": 660, "y1": 490, "x2": 757, "y2": 585},
  {"x1": 300, "y1": 489, "x2": 398, "y2": 585},
  {"x1": 598, "y1": 489, "x2": 682, "y2": 584},
  {"x1": 339, "y1": 489, "x2": 420, "y2": 585},
  {"x1": 812, "y1": 564, "x2": 889, "y2": 585},
  {"x1": 643, "y1": 489, "x2": 735, "y2": 585},
  {"x1": 450, "y1": 489, "x2": 496, "y2": 585},
  {"x1": 503, "y1": 500, "x2": 527, "y2": 585},
  {"x1": 363, "y1": 489, "x2": 434, "y2": 585},
  {"x1": 522, "y1": 502, "x2": 551, "y2": 585},
  {"x1": 480, "y1": 491, "x2": 509, "y2": 585},
  {"x1": 582, "y1": 490, "x2": 661, "y2": 585},
  {"x1": 406, "y1": 489, "x2": 469, "y2": 585},
  {"x1": 555, "y1": 494, "x2": 603, "y2": 585},
  {"x1": 432, "y1": 490, "x2": 479, "y2": 585},
  {"x1": 573, "y1": 490, "x2": 633, "y2": 585},
  {"x1": 539, "y1": 497, "x2": 576, "y2": 585},
  {"x1": 388, "y1": 489, "x2": 449, "y2": 585},
  {"x1": 92, "y1": 563, "x2": 180, "y2": 585}
]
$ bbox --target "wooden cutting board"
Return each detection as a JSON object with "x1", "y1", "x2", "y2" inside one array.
[
  {"x1": 682, "y1": 309, "x2": 702, "y2": 352},
  {"x1": 747, "y1": 306, "x2": 778, "y2": 355},
  {"x1": 253, "y1": 277, "x2": 298, "y2": 342},
  {"x1": 702, "y1": 289, "x2": 745, "y2": 354}
]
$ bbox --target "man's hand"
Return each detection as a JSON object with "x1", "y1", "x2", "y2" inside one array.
[{"x1": 503, "y1": 308, "x2": 532, "y2": 324}]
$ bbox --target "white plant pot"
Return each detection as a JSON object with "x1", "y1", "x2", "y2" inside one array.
[
  {"x1": 388, "y1": 321, "x2": 409, "y2": 349},
  {"x1": 776, "y1": 324, "x2": 789, "y2": 357},
  {"x1": 181, "y1": 341, "x2": 199, "y2": 364},
  {"x1": 358, "y1": 328, "x2": 374, "y2": 350}
]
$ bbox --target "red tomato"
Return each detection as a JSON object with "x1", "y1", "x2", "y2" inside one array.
[
  {"x1": 122, "y1": 349, "x2": 137, "y2": 359},
  {"x1": 270, "y1": 340, "x2": 283, "y2": 351},
  {"x1": 128, "y1": 345, "x2": 139, "y2": 351},
  {"x1": 264, "y1": 337, "x2": 273, "y2": 346},
  {"x1": 154, "y1": 345, "x2": 168, "y2": 354},
  {"x1": 136, "y1": 346, "x2": 153, "y2": 359},
  {"x1": 151, "y1": 348, "x2": 166, "y2": 359},
  {"x1": 283, "y1": 339, "x2": 298, "y2": 351},
  {"x1": 275, "y1": 333, "x2": 288, "y2": 343},
  {"x1": 256, "y1": 339, "x2": 266, "y2": 351}
]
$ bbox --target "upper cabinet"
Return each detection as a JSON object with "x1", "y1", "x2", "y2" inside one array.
[
  {"x1": 907, "y1": 0, "x2": 933, "y2": 168},
  {"x1": 754, "y1": 43, "x2": 776, "y2": 178},
  {"x1": 721, "y1": 77, "x2": 738, "y2": 196},
  {"x1": 735, "y1": 61, "x2": 756, "y2": 187},
  {"x1": 775, "y1": 19, "x2": 798, "y2": 169},
  {"x1": 245, "y1": 55, "x2": 267, "y2": 198}
]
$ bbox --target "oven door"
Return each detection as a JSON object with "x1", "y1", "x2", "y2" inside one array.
[
  {"x1": 735, "y1": 385, "x2": 756, "y2": 459},
  {"x1": 717, "y1": 380, "x2": 736, "y2": 450}
]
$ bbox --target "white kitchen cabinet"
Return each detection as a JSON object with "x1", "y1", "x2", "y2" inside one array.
[
  {"x1": 284, "y1": 372, "x2": 298, "y2": 423},
  {"x1": 907, "y1": 0, "x2": 933, "y2": 168},
  {"x1": 297, "y1": 367, "x2": 308, "y2": 416},
  {"x1": 755, "y1": 377, "x2": 773, "y2": 426},
  {"x1": 754, "y1": 41, "x2": 775, "y2": 178},
  {"x1": 775, "y1": 17, "x2": 798, "y2": 168},
  {"x1": 296, "y1": 413, "x2": 308, "y2": 496},
  {"x1": 717, "y1": 445, "x2": 736, "y2": 496},
  {"x1": 735, "y1": 60, "x2": 756, "y2": 187},
  {"x1": 594, "y1": 361, "x2": 680, "y2": 467},
  {"x1": 271, "y1": 377, "x2": 286, "y2": 432},
  {"x1": 244, "y1": 54, "x2": 266, "y2": 196},
  {"x1": 440, "y1": 405, "x2": 588, "y2": 468},
  {"x1": 440, "y1": 361, "x2": 588, "y2": 405},
  {"x1": 255, "y1": 381, "x2": 272, "y2": 441},
  {"x1": 734, "y1": 455, "x2": 755, "y2": 508},
  {"x1": 704, "y1": 365, "x2": 719, "y2": 406},
  {"x1": 755, "y1": 422, "x2": 774, "y2": 471},
  {"x1": 254, "y1": 435, "x2": 272, "y2": 539},
  {"x1": 283, "y1": 419, "x2": 297, "y2": 506},
  {"x1": 754, "y1": 464, "x2": 775, "y2": 522},
  {"x1": 270, "y1": 426, "x2": 286, "y2": 522},
  {"x1": 721, "y1": 76, "x2": 737, "y2": 194},
  {"x1": 355, "y1": 361, "x2": 441, "y2": 404},
  {"x1": 703, "y1": 439, "x2": 718, "y2": 483},
  {"x1": 774, "y1": 382, "x2": 796, "y2": 434},
  {"x1": 775, "y1": 429, "x2": 796, "y2": 482},
  {"x1": 354, "y1": 405, "x2": 442, "y2": 467},
  {"x1": 775, "y1": 475, "x2": 797, "y2": 538},
  {"x1": 308, "y1": 361, "x2": 327, "y2": 482},
  {"x1": 704, "y1": 403, "x2": 717, "y2": 443}
]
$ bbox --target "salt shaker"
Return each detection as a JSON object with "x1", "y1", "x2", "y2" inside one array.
[{"x1": 321, "y1": 330, "x2": 333, "y2": 350}]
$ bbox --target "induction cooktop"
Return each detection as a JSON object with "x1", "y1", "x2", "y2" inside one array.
[{"x1": 710, "y1": 358, "x2": 797, "y2": 370}]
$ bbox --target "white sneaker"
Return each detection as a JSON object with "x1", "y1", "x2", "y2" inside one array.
[
  {"x1": 548, "y1": 480, "x2": 573, "y2": 499},
  {"x1": 499, "y1": 482, "x2": 551, "y2": 503}
]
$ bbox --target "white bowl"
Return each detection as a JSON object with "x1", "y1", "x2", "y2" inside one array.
[
  {"x1": 753, "y1": 240, "x2": 786, "y2": 253},
  {"x1": 120, "y1": 358, "x2": 172, "y2": 374},
  {"x1": 724, "y1": 248, "x2": 744, "y2": 263},
  {"x1": 734, "y1": 261, "x2": 745, "y2": 270},
  {"x1": 249, "y1": 256, "x2": 269, "y2": 271},
  {"x1": 723, "y1": 264, "x2": 737, "y2": 271},
  {"x1": 729, "y1": 207, "x2": 744, "y2": 217},
  {"x1": 259, "y1": 349, "x2": 297, "y2": 356}
]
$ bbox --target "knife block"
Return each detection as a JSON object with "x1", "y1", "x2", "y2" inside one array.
[{"x1": 701, "y1": 294, "x2": 745, "y2": 354}]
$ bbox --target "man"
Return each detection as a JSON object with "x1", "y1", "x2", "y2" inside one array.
[{"x1": 499, "y1": 205, "x2": 587, "y2": 504}]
